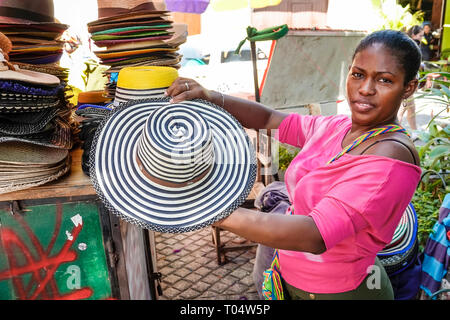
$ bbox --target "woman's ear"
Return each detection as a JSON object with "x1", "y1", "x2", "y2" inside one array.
[{"x1": 403, "y1": 78, "x2": 419, "y2": 100}]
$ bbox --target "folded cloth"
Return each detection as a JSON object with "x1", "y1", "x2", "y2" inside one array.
[
  {"x1": 253, "y1": 181, "x2": 290, "y2": 299},
  {"x1": 420, "y1": 193, "x2": 450, "y2": 299},
  {"x1": 254, "y1": 181, "x2": 290, "y2": 212}
]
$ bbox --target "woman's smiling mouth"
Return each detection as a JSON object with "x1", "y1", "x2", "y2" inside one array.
[{"x1": 353, "y1": 101, "x2": 376, "y2": 113}]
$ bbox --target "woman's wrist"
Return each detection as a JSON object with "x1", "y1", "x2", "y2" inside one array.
[{"x1": 210, "y1": 90, "x2": 225, "y2": 108}]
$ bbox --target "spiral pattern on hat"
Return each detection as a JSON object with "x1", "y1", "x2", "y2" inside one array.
[
  {"x1": 137, "y1": 104, "x2": 215, "y2": 184},
  {"x1": 90, "y1": 97, "x2": 256, "y2": 233}
]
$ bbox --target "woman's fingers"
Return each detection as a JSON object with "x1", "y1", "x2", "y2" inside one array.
[
  {"x1": 165, "y1": 77, "x2": 207, "y2": 103},
  {"x1": 166, "y1": 77, "x2": 191, "y2": 97},
  {"x1": 169, "y1": 90, "x2": 192, "y2": 103}
]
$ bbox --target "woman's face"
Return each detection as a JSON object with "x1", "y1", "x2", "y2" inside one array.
[
  {"x1": 346, "y1": 43, "x2": 417, "y2": 127},
  {"x1": 412, "y1": 30, "x2": 424, "y2": 41}
]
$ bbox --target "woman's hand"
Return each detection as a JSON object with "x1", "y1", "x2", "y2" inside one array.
[{"x1": 165, "y1": 77, "x2": 212, "y2": 103}]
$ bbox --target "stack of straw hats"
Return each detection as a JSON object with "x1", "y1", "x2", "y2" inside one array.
[
  {"x1": 0, "y1": 0, "x2": 68, "y2": 65},
  {"x1": 87, "y1": 0, "x2": 187, "y2": 101},
  {"x1": 76, "y1": 66, "x2": 178, "y2": 176},
  {"x1": 0, "y1": 33, "x2": 72, "y2": 194},
  {"x1": 0, "y1": 0, "x2": 76, "y2": 141}
]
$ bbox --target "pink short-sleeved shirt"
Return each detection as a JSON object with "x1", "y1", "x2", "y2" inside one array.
[{"x1": 276, "y1": 113, "x2": 421, "y2": 293}]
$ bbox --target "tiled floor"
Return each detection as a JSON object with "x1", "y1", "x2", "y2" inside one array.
[{"x1": 155, "y1": 227, "x2": 260, "y2": 300}]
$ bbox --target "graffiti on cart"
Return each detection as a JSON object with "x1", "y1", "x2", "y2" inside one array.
[{"x1": 0, "y1": 202, "x2": 112, "y2": 300}]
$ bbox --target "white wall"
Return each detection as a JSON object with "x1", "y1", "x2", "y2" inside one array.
[{"x1": 327, "y1": 0, "x2": 381, "y2": 31}]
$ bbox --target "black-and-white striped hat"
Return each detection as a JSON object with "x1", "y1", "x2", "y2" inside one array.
[
  {"x1": 90, "y1": 97, "x2": 256, "y2": 233},
  {"x1": 377, "y1": 203, "x2": 418, "y2": 275}
]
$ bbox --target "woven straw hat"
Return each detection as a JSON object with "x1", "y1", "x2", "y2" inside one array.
[
  {"x1": 0, "y1": 140, "x2": 70, "y2": 195},
  {"x1": 113, "y1": 66, "x2": 178, "y2": 106},
  {"x1": 90, "y1": 98, "x2": 256, "y2": 233},
  {"x1": 96, "y1": 0, "x2": 167, "y2": 20},
  {"x1": 0, "y1": 0, "x2": 57, "y2": 24},
  {"x1": 377, "y1": 203, "x2": 419, "y2": 275}
]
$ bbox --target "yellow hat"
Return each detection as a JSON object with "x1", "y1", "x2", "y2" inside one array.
[
  {"x1": 116, "y1": 66, "x2": 178, "y2": 90},
  {"x1": 114, "y1": 66, "x2": 178, "y2": 107}
]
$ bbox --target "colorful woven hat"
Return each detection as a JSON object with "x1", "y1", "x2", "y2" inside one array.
[
  {"x1": 113, "y1": 66, "x2": 178, "y2": 106},
  {"x1": 90, "y1": 97, "x2": 256, "y2": 233},
  {"x1": 377, "y1": 203, "x2": 419, "y2": 275}
]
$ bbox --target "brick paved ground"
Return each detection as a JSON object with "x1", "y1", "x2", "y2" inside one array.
[{"x1": 155, "y1": 227, "x2": 260, "y2": 300}]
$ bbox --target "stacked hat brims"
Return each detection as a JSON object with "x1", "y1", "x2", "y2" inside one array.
[
  {"x1": 0, "y1": 1, "x2": 75, "y2": 144},
  {"x1": 0, "y1": 0, "x2": 68, "y2": 65},
  {"x1": 0, "y1": 30, "x2": 72, "y2": 195},
  {"x1": 88, "y1": 0, "x2": 187, "y2": 101},
  {"x1": 0, "y1": 141, "x2": 70, "y2": 194},
  {"x1": 75, "y1": 90, "x2": 113, "y2": 176}
]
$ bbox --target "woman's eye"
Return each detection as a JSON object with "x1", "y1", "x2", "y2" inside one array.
[
  {"x1": 379, "y1": 78, "x2": 392, "y2": 84},
  {"x1": 351, "y1": 72, "x2": 363, "y2": 78}
]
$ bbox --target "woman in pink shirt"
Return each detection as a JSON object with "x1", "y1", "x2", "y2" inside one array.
[{"x1": 166, "y1": 30, "x2": 422, "y2": 299}]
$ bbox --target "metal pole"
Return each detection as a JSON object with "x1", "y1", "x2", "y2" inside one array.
[{"x1": 250, "y1": 40, "x2": 260, "y2": 102}]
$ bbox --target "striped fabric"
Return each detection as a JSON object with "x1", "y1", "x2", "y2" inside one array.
[
  {"x1": 262, "y1": 250, "x2": 284, "y2": 300},
  {"x1": 378, "y1": 203, "x2": 417, "y2": 256},
  {"x1": 90, "y1": 98, "x2": 256, "y2": 233},
  {"x1": 420, "y1": 193, "x2": 450, "y2": 298},
  {"x1": 137, "y1": 104, "x2": 215, "y2": 184},
  {"x1": 327, "y1": 124, "x2": 410, "y2": 164},
  {"x1": 113, "y1": 86, "x2": 167, "y2": 107}
]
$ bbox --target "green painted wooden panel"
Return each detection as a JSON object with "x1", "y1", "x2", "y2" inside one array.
[
  {"x1": 442, "y1": 1, "x2": 450, "y2": 54},
  {"x1": 0, "y1": 201, "x2": 113, "y2": 300}
]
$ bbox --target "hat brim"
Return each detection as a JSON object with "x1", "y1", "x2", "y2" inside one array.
[
  {"x1": 0, "y1": 117, "x2": 73, "y2": 150},
  {"x1": 90, "y1": 98, "x2": 256, "y2": 233},
  {"x1": 0, "y1": 108, "x2": 58, "y2": 135},
  {"x1": 0, "y1": 17, "x2": 68, "y2": 29},
  {"x1": 378, "y1": 203, "x2": 418, "y2": 256},
  {"x1": 88, "y1": 11, "x2": 170, "y2": 27},
  {"x1": 0, "y1": 68, "x2": 60, "y2": 86},
  {"x1": 0, "y1": 155, "x2": 70, "y2": 195}
]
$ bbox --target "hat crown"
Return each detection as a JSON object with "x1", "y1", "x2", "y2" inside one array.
[
  {"x1": 137, "y1": 104, "x2": 215, "y2": 187},
  {"x1": 0, "y1": 0, "x2": 55, "y2": 23},
  {"x1": 117, "y1": 66, "x2": 178, "y2": 90},
  {"x1": 97, "y1": 0, "x2": 167, "y2": 18}
]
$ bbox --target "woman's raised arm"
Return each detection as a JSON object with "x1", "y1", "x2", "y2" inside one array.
[{"x1": 165, "y1": 77, "x2": 288, "y2": 130}]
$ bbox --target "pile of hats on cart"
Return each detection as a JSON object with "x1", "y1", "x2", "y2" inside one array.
[
  {"x1": 76, "y1": 0, "x2": 188, "y2": 175},
  {"x1": 86, "y1": 0, "x2": 187, "y2": 100},
  {"x1": 0, "y1": 1, "x2": 74, "y2": 194}
]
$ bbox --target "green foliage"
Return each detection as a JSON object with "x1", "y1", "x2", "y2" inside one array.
[
  {"x1": 413, "y1": 68, "x2": 449, "y2": 251},
  {"x1": 371, "y1": 0, "x2": 424, "y2": 31},
  {"x1": 278, "y1": 144, "x2": 299, "y2": 171},
  {"x1": 415, "y1": 71, "x2": 450, "y2": 193},
  {"x1": 416, "y1": 122, "x2": 450, "y2": 176},
  {"x1": 412, "y1": 189, "x2": 441, "y2": 250}
]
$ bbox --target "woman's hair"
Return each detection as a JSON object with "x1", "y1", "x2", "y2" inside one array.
[
  {"x1": 407, "y1": 25, "x2": 423, "y2": 38},
  {"x1": 352, "y1": 30, "x2": 422, "y2": 84}
]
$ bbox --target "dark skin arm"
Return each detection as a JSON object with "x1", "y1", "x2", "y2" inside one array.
[
  {"x1": 166, "y1": 77, "x2": 326, "y2": 255},
  {"x1": 166, "y1": 77, "x2": 419, "y2": 255},
  {"x1": 215, "y1": 207, "x2": 327, "y2": 254},
  {"x1": 165, "y1": 77, "x2": 288, "y2": 130}
]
